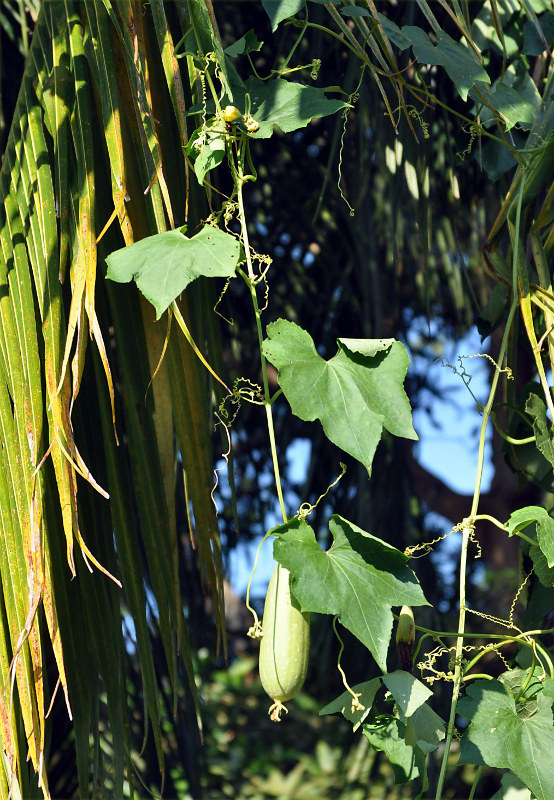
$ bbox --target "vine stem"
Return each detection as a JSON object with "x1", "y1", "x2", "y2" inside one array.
[
  {"x1": 468, "y1": 766, "x2": 482, "y2": 800},
  {"x1": 434, "y1": 297, "x2": 518, "y2": 800},
  {"x1": 434, "y1": 170, "x2": 527, "y2": 800},
  {"x1": 235, "y1": 146, "x2": 288, "y2": 525}
]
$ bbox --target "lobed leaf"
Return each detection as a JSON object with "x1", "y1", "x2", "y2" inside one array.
[
  {"x1": 263, "y1": 320, "x2": 417, "y2": 474},
  {"x1": 458, "y1": 679, "x2": 554, "y2": 800},
  {"x1": 526, "y1": 394, "x2": 554, "y2": 470},
  {"x1": 106, "y1": 225, "x2": 241, "y2": 319},
  {"x1": 319, "y1": 679, "x2": 380, "y2": 730},
  {"x1": 401, "y1": 26, "x2": 490, "y2": 101},
  {"x1": 273, "y1": 515, "x2": 428, "y2": 671},
  {"x1": 364, "y1": 720, "x2": 426, "y2": 789},
  {"x1": 507, "y1": 505, "x2": 554, "y2": 566},
  {"x1": 262, "y1": 0, "x2": 305, "y2": 31},
  {"x1": 244, "y1": 77, "x2": 350, "y2": 139}
]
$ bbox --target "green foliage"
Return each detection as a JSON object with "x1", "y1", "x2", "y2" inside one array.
[
  {"x1": 507, "y1": 506, "x2": 554, "y2": 566},
  {"x1": 526, "y1": 394, "x2": 554, "y2": 471},
  {"x1": 402, "y1": 27, "x2": 490, "y2": 101},
  {"x1": 458, "y1": 678, "x2": 554, "y2": 800},
  {"x1": 262, "y1": 0, "x2": 305, "y2": 32},
  {"x1": 523, "y1": 11, "x2": 554, "y2": 55},
  {"x1": 272, "y1": 516, "x2": 428, "y2": 670},
  {"x1": 263, "y1": 323, "x2": 417, "y2": 474},
  {"x1": 320, "y1": 670, "x2": 443, "y2": 796},
  {"x1": 106, "y1": 225, "x2": 241, "y2": 318},
  {"x1": 243, "y1": 77, "x2": 349, "y2": 139},
  {"x1": 2, "y1": 0, "x2": 554, "y2": 797},
  {"x1": 101, "y1": 0, "x2": 554, "y2": 796},
  {"x1": 364, "y1": 719, "x2": 426, "y2": 790}
]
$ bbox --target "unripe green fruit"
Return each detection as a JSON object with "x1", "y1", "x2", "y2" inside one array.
[{"x1": 259, "y1": 564, "x2": 310, "y2": 721}]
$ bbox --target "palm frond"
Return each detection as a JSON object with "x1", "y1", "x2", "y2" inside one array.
[{"x1": 0, "y1": 1, "x2": 225, "y2": 795}]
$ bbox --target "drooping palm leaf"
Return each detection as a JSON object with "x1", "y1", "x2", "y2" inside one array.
[{"x1": 0, "y1": 1, "x2": 225, "y2": 795}]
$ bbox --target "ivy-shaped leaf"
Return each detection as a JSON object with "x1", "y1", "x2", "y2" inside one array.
[
  {"x1": 263, "y1": 320, "x2": 417, "y2": 474},
  {"x1": 471, "y1": 79, "x2": 535, "y2": 130},
  {"x1": 458, "y1": 679, "x2": 554, "y2": 800},
  {"x1": 262, "y1": 0, "x2": 305, "y2": 31},
  {"x1": 105, "y1": 225, "x2": 240, "y2": 319},
  {"x1": 402, "y1": 26, "x2": 490, "y2": 100},
  {"x1": 382, "y1": 671, "x2": 433, "y2": 718},
  {"x1": 319, "y1": 678, "x2": 381, "y2": 730},
  {"x1": 224, "y1": 29, "x2": 264, "y2": 57},
  {"x1": 507, "y1": 505, "x2": 554, "y2": 567},
  {"x1": 526, "y1": 393, "x2": 554, "y2": 470},
  {"x1": 364, "y1": 719, "x2": 426, "y2": 789},
  {"x1": 244, "y1": 77, "x2": 349, "y2": 139},
  {"x1": 273, "y1": 515, "x2": 428, "y2": 671}
]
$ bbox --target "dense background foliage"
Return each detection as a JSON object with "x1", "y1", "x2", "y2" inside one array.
[{"x1": 0, "y1": 0, "x2": 553, "y2": 798}]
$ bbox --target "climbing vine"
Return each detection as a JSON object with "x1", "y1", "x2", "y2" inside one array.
[{"x1": 106, "y1": 2, "x2": 554, "y2": 798}]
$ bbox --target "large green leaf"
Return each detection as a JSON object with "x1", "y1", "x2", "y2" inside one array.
[
  {"x1": 263, "y1": 320, "x2": 417, "y2": 474},
  {"x1": 507, "y1": 505, "x2": 554, "y2": 566},
  {"x1": 364, "y1": 720, "x2": 426, "y2": 788},
  {"x1": 526, "y1": 393, "x2": 554, "y2": 470},
  {"x1": 402, "y1": 26, "x2": 490, "y2": 100},
  {"x1": 319, "y1": 679, "x2": 381, "y2": 730},
  {"x1": 244, "y1": 77, "x2": 349, "y2": 139},
  {"x1": 471, "y1": 80, "x2": 536, "y2": 131},
  {"x1": 273, "y1": 515, "x2": 428, "y2": 671},
  {"x1": 105, "y1": 225, "x2": 241, "y2": 319},
  {"x1": 383, "y1": 671, "x2": 444, "y2": 754},
  {"x1": 382, "y1": 670, "x2": 432, "y2": 717},
  {"x1": 458, "y1": 679, "x2": 554, "y2": 800},
  {"x1": 262, "y1": 0, "x2": 305, "y2": 30}
]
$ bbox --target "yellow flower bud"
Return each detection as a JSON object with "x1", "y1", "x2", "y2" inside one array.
[{"x1": 223, "y1": 105, "x2": 242, "y2": 123}]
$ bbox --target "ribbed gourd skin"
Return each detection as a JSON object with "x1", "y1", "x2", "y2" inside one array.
[{"x1": 259, "y1": 564, "x2": 310, "y2": 703}]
